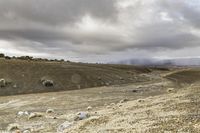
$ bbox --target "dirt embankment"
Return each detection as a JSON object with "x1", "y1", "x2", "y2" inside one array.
[{"x1": 165, "y1": 69, "x2": 200, "y2": 84}]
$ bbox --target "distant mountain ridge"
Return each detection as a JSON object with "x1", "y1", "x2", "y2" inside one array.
[{"x1": 117, "y1": 58, "x2": 200, "y2": 66}]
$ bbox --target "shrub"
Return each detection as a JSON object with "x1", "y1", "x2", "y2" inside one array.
[
  {"x1": 0, "y1": 79, "x2": 6, "y2": 87},
  {"x1": 5, "y1": 56, "x2": 11, "y2": 60},
  {"x1": 43, "y1": 80, "x2": 54, "y2": 87},
  {"x1": 0, "y1": 53, "x2": 5, "y2": 58},
  {"x1": 46, "y1": 109, "x2": 55, "y2": 114},
  {"x1": 41, "y1": 77, "x2": 54, "y2": 87},
  {"x1": 18, "y1": 56, "x2": 33, "y2": 60},
  {"x1": 28, "y1": 112, "x2": 43, "y2": 120},
  {"x1": 167, "y1": 88, "x2": 174, "y2": 93},
  {"x1": 7, "y1": 123, "x2": 20, "y2": 131}
]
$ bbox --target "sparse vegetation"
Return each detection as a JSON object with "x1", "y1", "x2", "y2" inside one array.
[
  {"x1": 167, "y1": 88, "x2": 174, "y2": 93},
  {"x1": 0, "y1": 79, "x2": 6, "y2": 88},
  {"x1": 42, "y1": 79, "x2": 54, "y2": 87},
  {"x1": 46, "y1": 109, "x2": 55, "y2": 114},
  {"x1": 7, "y1": 123, "x2": 20, "y2": 131},
  {"x1": 0, "y1": 53, "x2": 71, "y2": 63},
  {"x1": 17, "y1": 56, "x2": 33, "y2": 60},
  {"x1": 0, "y1": 57, "x2": 152, "y2": 96},
  {"x1": 0, "y1": 54, "x2": 199, "y2": 132},
  {"x1": 0, "y1": 53, "x2": 5, "y2": 58},
  {"x1": 4, "y1": 56, "x2": 11, "y2": 60},
  {"x1": 28, "y1": 112, "x2": 43, "y2": 120}
]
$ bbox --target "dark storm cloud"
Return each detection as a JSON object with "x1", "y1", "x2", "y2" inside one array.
[
  {"x1": 0, "y1": 0, "x2": 200, "y2": 62},
  {"x1": 158, "y1": 0, "x2": 200, "y2": 28},
  {"x1": 0, "y1": 0, "x2": 118, "y2": 42},
  {"x1": 117, "y1": 0, "x2": 200, "y2": 52},
  {"x1": 129, "y1": 23, "x2": 200, "y2": 50},
  {"x1": 0, "y1": 28, "x2": 65, "y2": 42},
  {"x1": 0, "y1": 0, "x2": 117, "y2": 25}
]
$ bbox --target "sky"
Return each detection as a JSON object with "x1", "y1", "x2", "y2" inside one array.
[{"x1": 0, "y1": 0, "x2": 200, "y2": 63}]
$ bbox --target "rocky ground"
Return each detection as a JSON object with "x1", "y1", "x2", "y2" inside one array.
[{"x1": 0, "y1": 69, "x2": 199, "y2": 133}]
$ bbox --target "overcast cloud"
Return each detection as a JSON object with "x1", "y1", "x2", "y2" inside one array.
[{"x1": 0, "y1": 0, "x2": 200, "y2": 62}]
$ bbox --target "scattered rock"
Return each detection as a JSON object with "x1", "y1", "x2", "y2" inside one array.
[
  {"x1": 74, "y1": 112, "x2": 90, "y2": 121},
  {"x1": 14, "y1": 130, "x2": 21, "y2": 133},
  {"x1": 132, "y1": 89, "x2": 138, "y2": 93},
  {"x1": 119, "y1": 98, "x2": 129, "y2": 103},
  {"x1": 23, "y1": 130, "x2": 31, "y2": 133},
  {"x1": 57, "y1": 121, "x2": 73, "y2": 133},
  {"x1": 13, "y1": 84, "x2": 17, "y2": 88},
  {"x1": 24, "y1": 111, "x2": 29, "y2": 115},
  {"x1": 42, "y1": 80, "x2": 54, "y2": 87},
  {"x1": 28, "y1": 112, "x2": 43, "y2": 120},
  {"x1": 45, "y1": 115, "x2": 57, "y2": 119},
  {"x1": 17, "y1": 111, "x2": 29, "y2": 117},
  {"x1": 105, "y1": 82, "x2": 110, "y2": 86},
  {"x1": 0, "y1": 79, "x2": 6, "y2": 87},
  {"x1": 119, "y1": 77, "x2": 124, "y2": 80},
  {"x1": 7, "y1": 123, "x2": 20, "y2": 131},
  {"x1": 118, "y1": 104, "x2": 123, "y2": 107},
  {"x1": 46, "y1": 109, "x2": 55, "y2": 114},
  {"x1": 193, "y1": 123, "x2": 200, "y2": 130},
  {"x1": 137, "y1": 86, "x2": 142, "y2": 89},
  {"x1": 110, "y1": 103, "x2": 115, "y2": 106},
  {"x1": 167, "y1": 88, "x2": 174, "y2": 93},
  {"x1": 106, "y1": 106, "x2": 111, "y2": 109},
  {"x1": 112, "y1": 107, "x2": 116, "y2": 110},
  {"x1": 87, "y1": 106, "x2": 92, "y2": 111},
  {"x1": 97, "y1": 77, "x2": 101, "y2": 80},
  {"x1": 17, "y1": 111, "x2": 24, "y2": 116},
  {"x1": 137, "y1": 99, "x2": 145, "y2": 103},
  {"x1": 41, "y1": 77, "x2": 54, "y2": 87}
]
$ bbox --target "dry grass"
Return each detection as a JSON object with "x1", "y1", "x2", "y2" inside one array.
[
  {"x1": 0, "y1": 60, "x2": 199, "y2": 132},
  {"x1": 165, "y1": 69, "x2": 200, "y2": 84},
  {"x1": 0, "y1": 59, "x2": 151, "y2": 96},
  {"x1": 64, "y1": 86, "x2": 200, "y2": 133}
]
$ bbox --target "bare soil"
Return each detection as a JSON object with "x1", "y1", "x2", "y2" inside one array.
[{"x1": 0, "y1": 60, "x2": 199, "y2": 132}]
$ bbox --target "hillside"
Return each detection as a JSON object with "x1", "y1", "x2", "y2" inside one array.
[
  {"x1": 0, "y1": 58, "x2": 152, "y2": 96},
  {"x1": 165, "y1": 69, "x2": 200, "y2": 84},
  {"x1": 0, "y1": 68, "x2": 199, "y2": 132}
]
